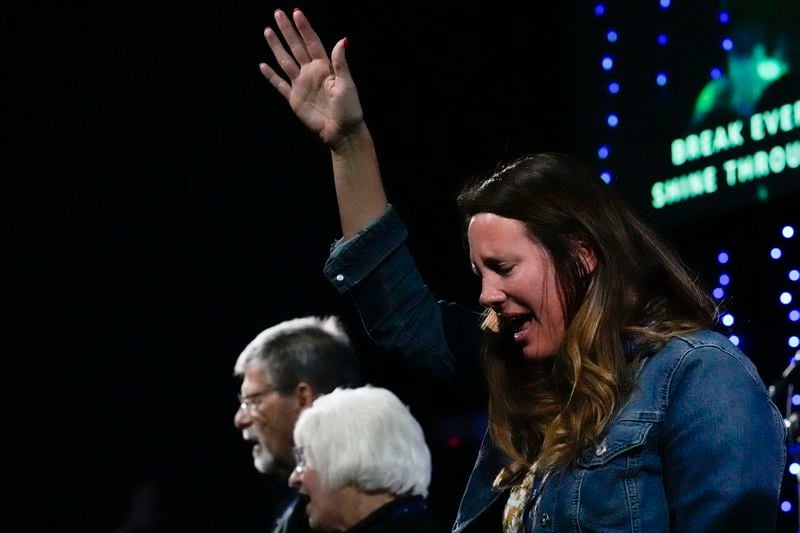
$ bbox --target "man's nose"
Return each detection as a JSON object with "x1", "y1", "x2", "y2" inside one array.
[{"x1": 233, "y1": 406, "x2": 251, "y2": 428}]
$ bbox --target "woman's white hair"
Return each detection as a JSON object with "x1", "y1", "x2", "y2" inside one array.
[{"x1": 293, "y1": 385, "x2": 432, "y2": 497}]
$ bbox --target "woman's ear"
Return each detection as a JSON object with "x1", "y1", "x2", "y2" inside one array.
[{"x1": 575, "y1": 241, "x2": 598, "y2": 274}]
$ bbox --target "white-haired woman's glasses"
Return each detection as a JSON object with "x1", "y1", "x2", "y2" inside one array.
[{"x1": 293, "y1": 446, "x2": 307, "y2": 473}]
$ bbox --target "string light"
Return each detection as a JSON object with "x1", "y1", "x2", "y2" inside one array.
[{"x1": 722, "y1": 38, "x2": 734, "y2": 51}]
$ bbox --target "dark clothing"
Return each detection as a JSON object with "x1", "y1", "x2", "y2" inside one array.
[
  {"x1": 271, "y1": 491, "x2": 312, "y2": 533},
  {"x1": 349, "y1": 496, "x2": 443, "y2": 533}
]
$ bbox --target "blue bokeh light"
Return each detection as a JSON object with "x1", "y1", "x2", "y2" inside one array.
[
  {"x1": 783, "y1": 225, "x2": 795, "y2": 239},
  {"x1": 602, "y1": 56, "x2": 614, "y2": 70},
  {"x1": 594, "y1": 3, "x2": 606, "y2": 16},
  {"x1": 722, "y1": 313, "x2": 735, "y2": 327},
  {"x1": 710, "y1": 67, "x2": 723, "y2": 79},
  {"x1": 722, "y1": 38, "x2": 733, "y2": 51},
  {"x1": 781, "y1": 501, "x2": 792, "y2": 513},
  {"x1": 607, "y1": 30, "x2": 618, "y2": 43},
  {"x1": 719, "y1": 11, "x2": 730, "y2": 24},
  {"x1": 608, "y1": 81, "x2": 620, "y2": 94},
  {"x1": 781, "y1": 292, "x2": 794, "y2": 305},
  {"x1": 657, "y1": 34, "x2": 668, "y2": 46},
  {"x1": 607, "y1": 113, "x2": 619, "y2": 127},
  {"x1": 789, "y1": 310, "x2": 800, "y2": 322},
  {"x1": 790, "y1": 269, "x2": 800, "y2": 282},
  {"x1": 659, "y1": 0, "x2": 671, "y2": 8},
  {"x1": 729, "y1": 335, "x2": 740, "y2": 346},
  {"x1": 656, "y1": 72, "x2": 668, "y2": 86},
  {"x1": 771, "y1": 247, "x2": 783, "y2": 259},
  {"x1": 598, "y1": 145, "x2": 610, "y2": 159},
  {"x1": 713, "y1": 287, "x2": 725, "y2": 300},
  {"x1": 790, "y1": 336, "x2": 800, "y2": 349},
  {"x1": 600, "y1": 171, "x2": 612, "y2": 184},
  {"x1": 719, "y1": 274, "x2": 730, "y2": 286}
]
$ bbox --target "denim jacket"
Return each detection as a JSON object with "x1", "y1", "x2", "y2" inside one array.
[{"x1": 324, "y1": 206, "x2": 786, "y2": 532}]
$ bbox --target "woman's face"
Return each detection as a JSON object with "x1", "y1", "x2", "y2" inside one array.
[
  {"x1": 468, "y1": 213, "x2": 567, "y2": 360},
  {"x1": 289, "y1": 463, "x2": 350, "y2": 531}
]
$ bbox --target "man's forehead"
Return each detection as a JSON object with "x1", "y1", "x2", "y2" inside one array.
[{"x1": 241, "y1": 363, "x2": 274, "y2": 390}]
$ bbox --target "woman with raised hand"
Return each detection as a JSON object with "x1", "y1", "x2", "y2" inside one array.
[{"x1": 258, "y1": 8, "x2": 786, "y2": 532}]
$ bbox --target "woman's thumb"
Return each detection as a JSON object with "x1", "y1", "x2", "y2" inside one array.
[{"x1": 331, "y1": 37, "x2": 350, "y2": 79}]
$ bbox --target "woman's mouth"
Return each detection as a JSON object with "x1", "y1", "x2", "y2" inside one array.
[{"x1": 504, "y1": 313, "x2": 535, "y2": 340}]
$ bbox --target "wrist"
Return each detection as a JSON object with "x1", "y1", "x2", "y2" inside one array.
[{"x1": 330, "y1": 121, "x2": 372, "y2": 158}]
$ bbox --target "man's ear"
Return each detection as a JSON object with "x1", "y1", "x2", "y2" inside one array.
[{"x1": 294, "y1": 382, "x2": 316, "y2": 408}]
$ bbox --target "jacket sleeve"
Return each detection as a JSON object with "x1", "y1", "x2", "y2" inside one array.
[
  {"x1": 660, "y1": 341, "x2": 787, "y2": 531},
  {"x1": 323, "y1": 205, "x2": 483, "y2": 383}
]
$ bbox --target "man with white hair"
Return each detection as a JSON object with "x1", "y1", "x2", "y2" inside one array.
[
  {"x1": 290, "y1": 386, "x2": 443, "y2": 532},
  {"x1": 234, "y1": 316, "x2": 360, "y2": 533}
]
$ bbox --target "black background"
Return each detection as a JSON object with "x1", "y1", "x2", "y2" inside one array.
[{"x1": 10, "y1": 2, "x2": 798, "y2": 532}]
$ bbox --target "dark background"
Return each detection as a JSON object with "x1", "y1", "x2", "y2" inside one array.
[{"x1": 10, "y1": 1, "x2": 798, "y2": 532}]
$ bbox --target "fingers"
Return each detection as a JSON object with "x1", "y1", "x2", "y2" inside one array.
[
  {"x1": 293, "y1": 9, "x2": 327, "y2": 61},
  {"x1": 274, "y1": 9, "x2": 312, "y2": 66},
  {"x1": 330, "y1": 37, "x2": 350, "y2": 80},
  {"x1": 259, "y1": 8, "x2": 333, "y2": 101},
  {"x1": 264, "y1": 26, "x2": 299, "y2": 80},
  {"x1": 258, "y1": 61, "x2": 291, "y2": 101}
]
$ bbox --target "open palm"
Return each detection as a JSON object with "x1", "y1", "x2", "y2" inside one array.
[{"x1": 259, "y1": 9, "x2": 363, "y2": 147}]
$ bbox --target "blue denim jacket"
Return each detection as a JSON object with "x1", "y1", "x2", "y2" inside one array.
[{"x1": 324, "y1": 206, "x2": 787, "y2": 532}]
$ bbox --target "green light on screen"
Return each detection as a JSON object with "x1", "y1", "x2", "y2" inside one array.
[{"x1": 757, "y1": 59, "x2": 788, "y2": 82}]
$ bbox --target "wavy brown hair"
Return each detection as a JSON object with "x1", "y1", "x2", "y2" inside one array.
[{"x1": 457, "y1": 153, "x2": 716, "y2": 473}]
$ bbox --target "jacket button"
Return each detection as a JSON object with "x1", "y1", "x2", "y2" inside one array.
[
  {"x1": 541, "y1": 512, "x2": 552, "y2": 527},
  {"x1": 595, "y1": 440, "x2": 607, "y2": 456}
]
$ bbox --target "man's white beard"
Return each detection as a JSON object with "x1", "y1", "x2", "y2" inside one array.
[
  {"x1": 243, "y1": 428, "x2": 275, "y2": 474},
  {"x1": 252, "y1": 444, "x2": 275, "y2": 474}
]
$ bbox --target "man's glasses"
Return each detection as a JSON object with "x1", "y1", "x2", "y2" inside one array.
[{"x1": 237, "y1": 386, "x2": 280, "y2": 412}]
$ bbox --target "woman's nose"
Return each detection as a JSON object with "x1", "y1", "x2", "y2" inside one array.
[
  {"x1": 479, "y1": 278, "x2": 505, "y2": 308},
  {"x1": 288, "y1": 467, "x2": 303, "y2": 489}
]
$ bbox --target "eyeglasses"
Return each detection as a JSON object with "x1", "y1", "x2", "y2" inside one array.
[
  {"x1": 237, "y1": 387, "x2": 280, "y2": 413},
  {"x1": 293, "y1": 446, "x2": 307, "y2": 472}
]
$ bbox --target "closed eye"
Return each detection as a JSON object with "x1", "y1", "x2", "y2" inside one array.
[
  {"x1": 485, "y1": 259, "x2": 514, "y2": 276},
  {"x1": 473, "y1": 259, "x2": 515, "y2": 278}
]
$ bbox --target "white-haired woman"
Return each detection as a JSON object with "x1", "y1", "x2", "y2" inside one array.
[{"x1": 289, "y1": 386, "x2": 443, "y2": 532}]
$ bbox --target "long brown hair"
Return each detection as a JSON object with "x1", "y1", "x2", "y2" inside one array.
[{"x1": 457, "y1": 153, "x2": 715, "y2": 472}]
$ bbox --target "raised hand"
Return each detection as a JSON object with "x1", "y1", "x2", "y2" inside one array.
[{"x1": 259, "y1": 9, "x2": 363, "y2": 148}]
